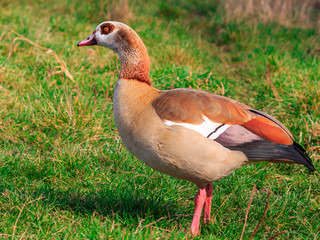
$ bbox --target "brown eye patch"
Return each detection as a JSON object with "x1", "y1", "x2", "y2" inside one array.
[{"x1": 100, "y1": 23, "x2": 115, "y2": 35}]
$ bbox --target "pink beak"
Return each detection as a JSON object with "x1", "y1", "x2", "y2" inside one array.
[{"x1": 77, "y1": 33, "x2": 97, "y2": 47}]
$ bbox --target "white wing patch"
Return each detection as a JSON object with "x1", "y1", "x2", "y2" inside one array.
[{"x1": 164, "y1": 116, "x2": 230, "y2": 140}]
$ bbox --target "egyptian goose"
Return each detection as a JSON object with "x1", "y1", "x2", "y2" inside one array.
[{"x1": 77, "y1": 21, "x2": 315, "y2": 236}]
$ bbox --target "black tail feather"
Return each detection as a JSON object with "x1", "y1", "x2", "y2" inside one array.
[
  {"x1": 293, "y1": 142, "x2": 315, "y2": 172},
  {"x1": 227, "y1": 140, "x2": 315, "y2": 172}
]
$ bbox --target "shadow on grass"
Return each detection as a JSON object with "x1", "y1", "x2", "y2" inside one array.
[{"x1": 29, "y1": 185, "x2": 190, "y2": 225}]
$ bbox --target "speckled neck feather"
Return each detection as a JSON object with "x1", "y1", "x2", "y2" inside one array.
[{"x1": 116, "y1": 28, "x2": 151, "y2": 85}]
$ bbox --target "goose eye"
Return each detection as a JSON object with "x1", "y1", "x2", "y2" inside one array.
[{"x1": 100, "y1": 23, "x2": 114, "y2": 35}]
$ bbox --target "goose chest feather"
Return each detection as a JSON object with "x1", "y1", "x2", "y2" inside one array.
[{"x1": 112, "y1": 79, "x2": 247, "y2": 188}]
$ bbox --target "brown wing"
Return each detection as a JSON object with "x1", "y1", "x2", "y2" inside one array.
[{"x1": 152, "y1": 89, "x2": 293, "y2": 145}]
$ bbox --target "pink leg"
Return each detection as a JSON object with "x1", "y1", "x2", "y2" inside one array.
[
  {"x1": 190, "y1": 188, "x2": 206, "y2": 236},
  {"x1": 203, "y1": 183, "x2": 213, "y2": 224}
]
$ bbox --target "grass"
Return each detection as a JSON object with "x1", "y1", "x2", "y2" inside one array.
[{"x1": 0, "y1": 0, "x2": 319, "y2": 239}]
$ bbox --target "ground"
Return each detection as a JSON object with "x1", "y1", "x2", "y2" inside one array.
[{"x1": 0, "y1": 0, "x2": 319, "y2": 239}]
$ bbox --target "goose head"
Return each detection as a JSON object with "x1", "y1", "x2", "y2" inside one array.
[
  {"x1": 78, "y1": 21, "x2": 130, "y2": 54},
  {"x1": 77, "y1": 21, "x2": 151, "y2": 84}
]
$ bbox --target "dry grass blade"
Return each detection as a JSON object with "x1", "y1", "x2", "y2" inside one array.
[
  {"x1": 140, "y1": 216, "x2": 166, "y2": 232},
  {"x1": 240, "y1": 184, "x2": 256, "y2": 240},
  {"x1": 250, "y1": 191, "x2": 271, "y2": 240},
  {"x1": 213, "y1": 193, "x2": 233, "y2": 219},
  {"x1": 268, "y1": 230, "x2": 287, "y2": 240},
  {"x1": 1, "y1": 26, "x2": 74, "y2": 82},
  {"x1": 0, "y1": 233, "x2": 13, "y2": 238},
  {"x1": 11, "y1": 195, "x2": 45, "y2": 239},
  {"x1": 0, "y1": 85, "x2": 8, "y2": 92},
  {"x1": 134, "y1": 218, "x2": 145, "y2": 234},
  {"x1": 212, "y1": 189, "x2": 237, "y2": 224},
  {"x1": 0, "y1": 31, "x2": 6, "y2": 42},
  {"x1": 134, "y1": 216, "x2": 166, "y2": 234},
  {"x1": 266, "y1": 65, "x2": 282, "y2": 101},
  {"x1": 11, "y1": 202, "x2": 27, "y2": 239},
  {"x1": 220, "y1": 46, "x2": 230, "y2": 68},
  {"x1": 18, "y1": 225, "x2": 30, "y2": 240}
]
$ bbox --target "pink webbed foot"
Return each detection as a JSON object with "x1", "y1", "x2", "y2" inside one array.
[{"x1": 203, "y1": 183, "x2": 213, "y2": 224}]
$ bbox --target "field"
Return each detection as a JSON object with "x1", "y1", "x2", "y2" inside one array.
[{"x1": 0, "y1": 0, "x2": 319, "y2": 239}]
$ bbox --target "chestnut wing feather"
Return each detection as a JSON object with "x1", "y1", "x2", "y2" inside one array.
[{"x1": 152, "y1": 89, "x2": 293, "y2": 145}]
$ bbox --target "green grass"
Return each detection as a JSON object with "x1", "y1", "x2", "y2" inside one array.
[{"x1": 0, "y1": 0, "x2": 319, "y2": 239}]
